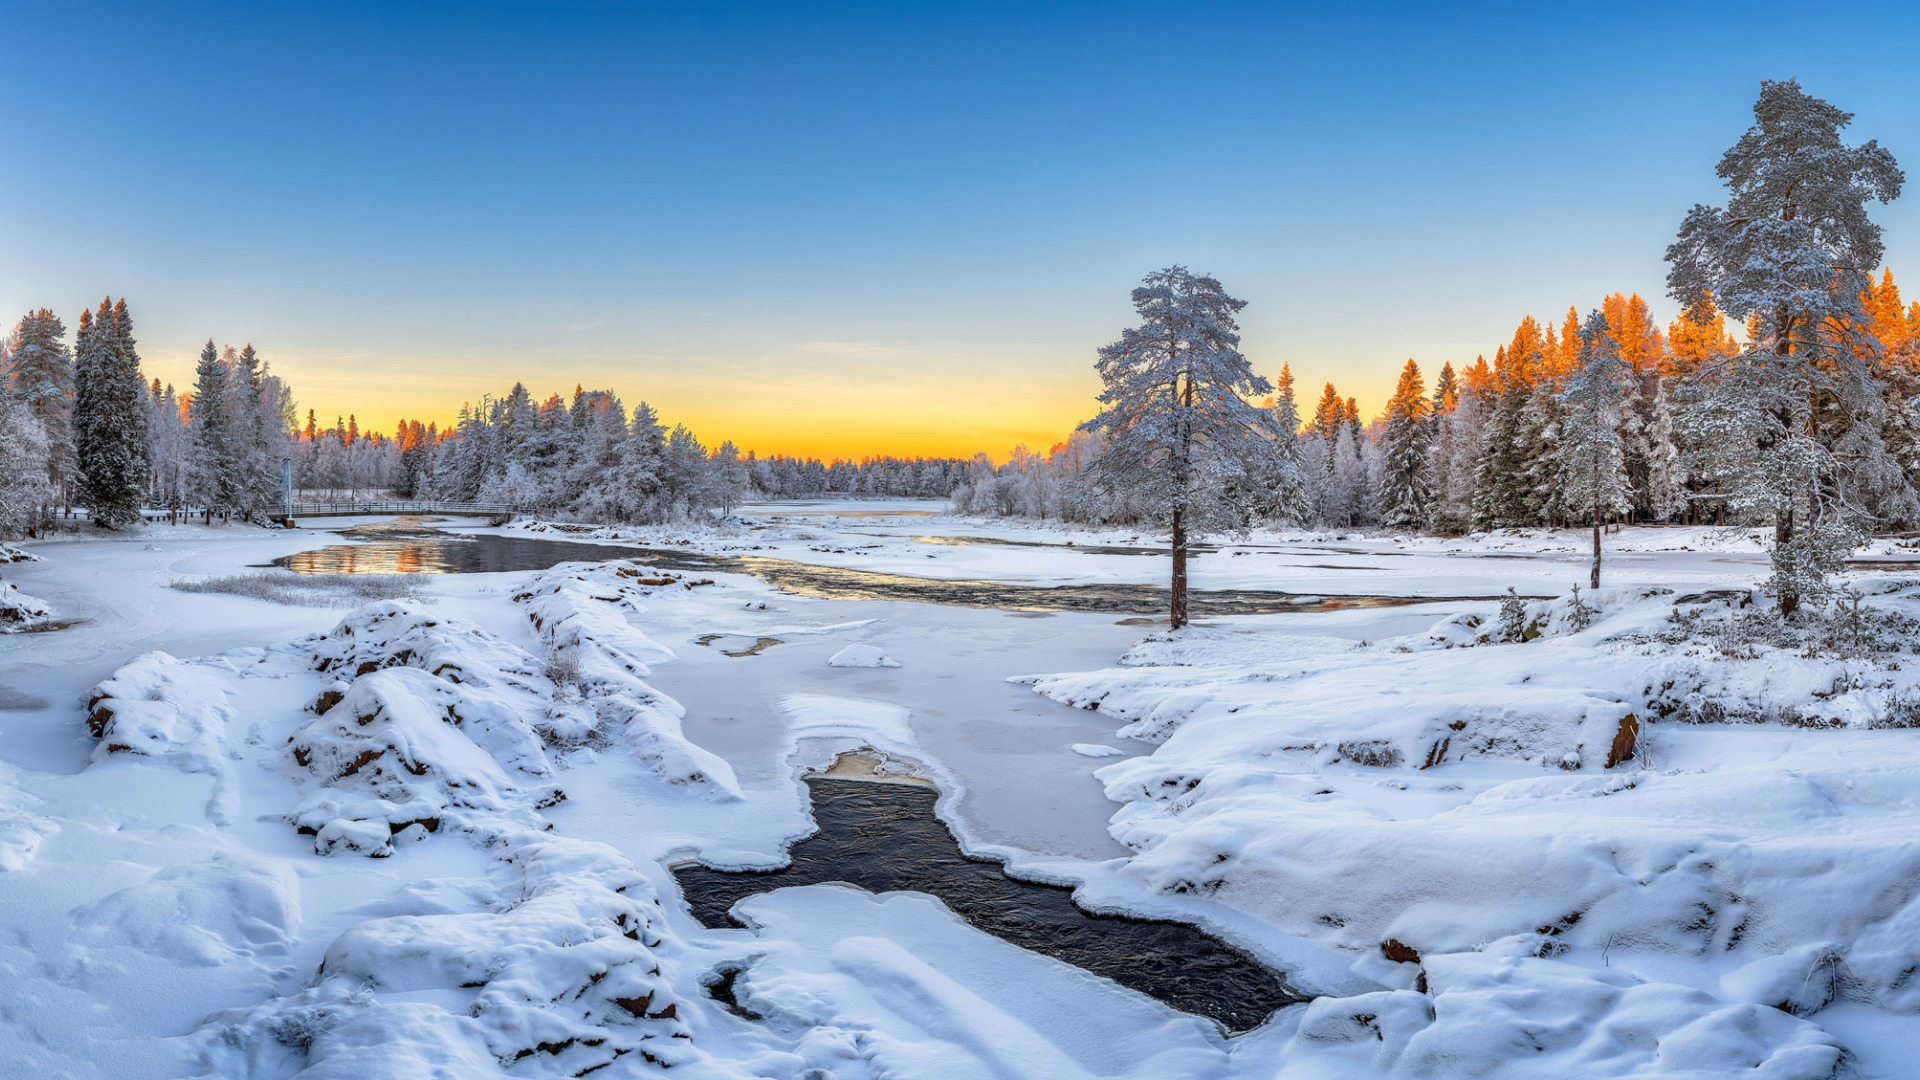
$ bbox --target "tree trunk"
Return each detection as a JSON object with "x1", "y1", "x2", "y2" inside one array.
[
  {"x1": 1170, "y1": 506, "x2": 1189, "y2": 629},
  {"x1": 1776, "y1": 512, "x2": 1798, "y2": 616},
  {"x1": 1591, "y1": 504, "x2": 1602, "y2": 591}
]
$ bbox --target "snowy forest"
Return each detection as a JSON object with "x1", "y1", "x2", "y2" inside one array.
[
  {"x1": 0, "y1": 316, "x2": 976, "y2": 534},
  {"x1": 4, "y1": 81, "x2": 1914, "y2": 623}
]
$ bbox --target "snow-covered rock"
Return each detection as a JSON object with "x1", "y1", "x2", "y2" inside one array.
[
  {"x1": 85, "y1": 652, "x2": 242, "y2": 824},
  {"x1": 517, "y1": 564, "x2": 741, "y2": 799},
  {"x1": 827, "y1": 643, "x2": 900, "y2": 668},
  {"x1": 0, "y1": 579, "x2": 52, "y2": 628}
]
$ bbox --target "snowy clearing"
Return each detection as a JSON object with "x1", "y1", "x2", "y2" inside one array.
[{"x1": 0, "y1": 508, "x2": 1915, "y2": 1076}]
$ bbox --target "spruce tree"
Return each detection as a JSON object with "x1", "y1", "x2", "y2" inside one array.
[
  {"x1": 189, "y1": 340, "x2": 237, "y2": 518},
  {"x1": 72, "y1": 299, "x2": 149, "y2": 529},
  {"x1": 7, "y1": 309, "x2": 74, "y2": 514},
  {"x1": 1255, "y1": 362, "x2": 1310, "y2": 525},
  {"x1": 1378, "y1": 359, "x2": 1431, "y2": 529}
]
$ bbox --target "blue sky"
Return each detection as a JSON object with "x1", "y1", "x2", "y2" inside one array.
[{"x1": 4, "y1": 1, "x2": 1918, "y2": 456}]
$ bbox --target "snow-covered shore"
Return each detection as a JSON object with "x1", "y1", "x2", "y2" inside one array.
[{"x1": 0, "y1": 508, "x2": 1915, "y2": 1076}]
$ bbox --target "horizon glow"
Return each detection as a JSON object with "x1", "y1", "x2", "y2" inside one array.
[{"x1": 5, "y1": 2, "x2": 1920, "y2": 459}]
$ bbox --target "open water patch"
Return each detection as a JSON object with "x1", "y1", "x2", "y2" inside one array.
[
  {"x1": 673, "y1": 776, "x2": 1300, "y2": 1033},
  {"x1": 277, "y1": 522, "x2": 1496, "y2": 614}
]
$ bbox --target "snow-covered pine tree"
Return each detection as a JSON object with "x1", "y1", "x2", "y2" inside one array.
[
  {"x1": 1078, "y1": 267, "x2": 1275, "y2": 627},
  {"x1": 7, "y1": 309, "x2": 74, "y2": 517},
  {"x1": 622, "y1": 401, "x2": 667, "y2": 520},
  {"x1": 188, "y1": 340, "x2": 238, "y2": 518},
  {"x1": 660, "y1": 423, "x2": 709, "y2": 517},
  {"x1": 710, "y1": 440, "x2": 748, "y2": 515},
  {"x1": 1378, "y1": 359, "x2": 1431, "y2": 529},
  {"x1": 72, "y1": 299, "x2": 149, "y2": 529},
  {"x1": 228, "y1": 344, "x2": 285, "y2": 519},
  {"x1": 1556, "y1": 310, "x2": 1633, "y2": 588},
  {"x1": 1310, "y1": 383, "x2": 1345, "y2": 444},
  {"x1": 0, "y1": 374, "x2": 53, "y2": 537},
  {"x1": 1254, "y1": 362, "x2": 1309, "y2": 525},
  {"x1": 1426, "y1": 362, "x2": 1462, "y2": 532},
  {"x1": 1473, "y1": 346, "x2": 1533, "y2": 529},
  {"x1": 1665, "y1": 79, "x2": 1905, "y2": 615},
  {"x1": 144, "y1": 379, "x2": 191, "y2": 515}
]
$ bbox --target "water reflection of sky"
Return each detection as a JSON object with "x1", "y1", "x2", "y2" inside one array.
[{"x1": 277, "y1": 536, "x2": 664, "y2": 575}]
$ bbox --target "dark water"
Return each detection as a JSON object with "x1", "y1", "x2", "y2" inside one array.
[
  {"x1": 674, "y1": 779, "x2": 1300, "y2": 1033},
  {"x1": 277, "y1": 523, "x2": 1490, "y2": 614}
]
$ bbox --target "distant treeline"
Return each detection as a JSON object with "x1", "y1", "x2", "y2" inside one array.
[{"x1": 952, "y1": 277, "x2": 1920, "y2": 534}]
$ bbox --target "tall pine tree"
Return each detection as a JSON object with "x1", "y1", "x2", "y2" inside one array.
[{"x1": 73, "y1": 299, "x2": 149, "y2": 529}]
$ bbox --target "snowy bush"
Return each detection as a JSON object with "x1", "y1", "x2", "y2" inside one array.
[{"x1": 173, "y1": 572, "x2": 415, "y2": 607}]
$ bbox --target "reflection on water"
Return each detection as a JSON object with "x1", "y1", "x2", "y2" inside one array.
[
  {"x1": 673, "y1": 778, "x2": 1301, "y2": 1033},
  {"x1": 731, "y1": 556, "x2": 1469, "y2": 615},
  {"x1": 277, "y1": 536, "x2": 663, "y2": 575},
  {"x1": 279, "y1": 523, "x2": 1495, "y2": 614}
]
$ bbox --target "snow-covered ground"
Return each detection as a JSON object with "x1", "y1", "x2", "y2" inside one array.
[{"x1": 0, "y1": 504, "x2": 1916, "y2": 1077}]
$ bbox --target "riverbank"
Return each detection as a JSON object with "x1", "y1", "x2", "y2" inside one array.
[{"x1": 0, "y1": 508, "x2": 1912, "y2": 1076}]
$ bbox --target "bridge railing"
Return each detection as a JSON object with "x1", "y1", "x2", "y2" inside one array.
[{"x1": 286, "y1": 501, "x2": 516, "y2": 517}]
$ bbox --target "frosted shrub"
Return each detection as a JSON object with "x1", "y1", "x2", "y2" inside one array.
[
  {"x1": 1827, "y1": 587, "x2": 1880, "y2": 659},
  {"x1": 172, "y1": 572, "x2": 414, "y2": 607},
  {"x1": 1565, "y1": 583, "x2": 1597, "y2": 633},
  {"x1": 1497, "y1": 587, "x2": 1529, "y2": 643}
]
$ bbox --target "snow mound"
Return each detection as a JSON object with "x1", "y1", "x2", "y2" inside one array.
[
  {"x1": 827, "y1": 643, "x2": 901, "y2": 668},
  {"x1": 0, "y1": 579, "x2": 52, "y2": 629},
  {"x1": 0, "y1": 542, "x2": 37, "y2": 562},
  {"x1": 69, "y1": 857, "x2": 298, "y2": 968},
  {"x1": 1278, "y1": 950, "x2": 1842, "y2": 1078},
  {"x1": 1071, "y1": 743, "x2": 1126, "y2": 758},
  {"x1": 518, "y1": 564, "x2": 741, "y2": 799},
  {"x1": 307, "y1": 601, "x2": 550, "y2": 698},
  {"x1": 85, "y1": 652, "x2": 241, "y2": 824},
  {"x1": 196, "y1": 835, "x2": 726, "y2": 1078},
  {"x1": 1424, "y1": 586, "x2": 1673, "y2": 647},
  {"x1": 0, "y1": 765, "x2": 55, "y2": 871},
  {"x1": 287, "y1": 667, "x2": 558, "y2": 855},
  {"x1": 779, "y1": 693, "x2": 914, "y2": 746},
  {"x1": 1120, "y1": 628, "x2": 1359, "y2": 668}
]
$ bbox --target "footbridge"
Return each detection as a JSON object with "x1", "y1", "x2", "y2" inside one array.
[{"x1": 283, "y1": 501, "x2": 515, "y2": 520}]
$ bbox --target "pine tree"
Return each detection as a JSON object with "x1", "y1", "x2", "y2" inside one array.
[
  {"x1": 1473, "y1": 345, "x2": 1535, "y2": 529},
  {"x1": 1426, "y1": 362, "x2": 1461, "y2": 533},
  {"x1": 1666, "y1": 79, "x2": 1905, "y2": 615},
  {"x1": 7, "y1": 309, "x2": 74, "y2": 515},
  {"x1": 1078, "y1": 267, "x2": 1275, "y2": 627},
  {"x1": 1255, "y1": 362, "x2": 1310, "y2": 524},
  {"x1": 1378, "y1": 359, "x2": 1430, "y2": 529},
  {"x1": 72, "y1": 299, "x2": 149, "y2": 529},
  {"x1": 189, "y1": 340, "x2": 237, "y2": 517},
  {"x1": 1556, "y1": 311, "x2": 1632, "y2": 588},
  {"x1": 1310, "y1": 382, "x2": 1345, "y2": 442}
]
